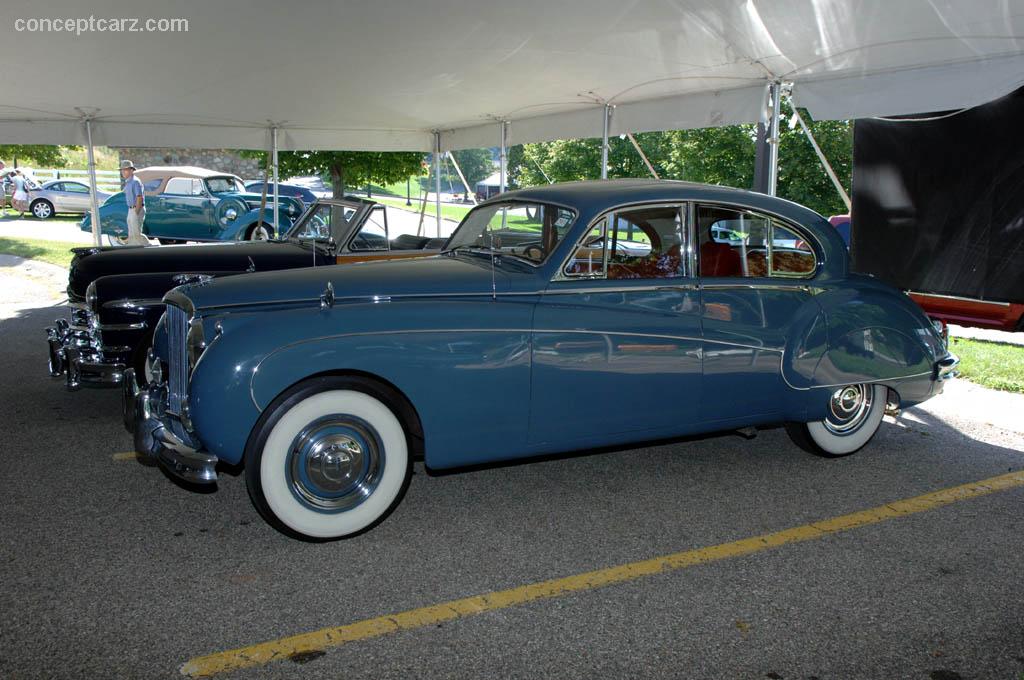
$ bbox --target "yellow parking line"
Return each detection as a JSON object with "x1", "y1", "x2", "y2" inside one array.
[
  {"x1": 112, "y1": 452, "x2": 140, "y2": 461},
  {"x1": 180, "y1": 469, "x2": 1024, "y2": 678}
]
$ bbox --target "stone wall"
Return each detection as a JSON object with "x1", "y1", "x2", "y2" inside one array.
[{"x1": 115, "y1": 148, "x2": 264, "y2": 179}]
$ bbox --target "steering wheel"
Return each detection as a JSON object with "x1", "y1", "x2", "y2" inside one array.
[{"x1": 523, "y1": 244, "x2": 545, "y2": 261}]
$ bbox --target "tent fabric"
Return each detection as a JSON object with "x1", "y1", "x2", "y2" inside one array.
[{"x1": 1, "y1": 0, "x2": 1022, "y2": 152}]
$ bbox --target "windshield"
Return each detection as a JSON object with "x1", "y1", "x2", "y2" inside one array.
[
  {"x1": 205, "y1": 177, "x2": 246, "y2": 194},
  {"x1": 445, "y1": 201, "x2": 575, "y2": 265},
  {"x1": 286, "y1": 201, "x2": 361, "y2": 241}
]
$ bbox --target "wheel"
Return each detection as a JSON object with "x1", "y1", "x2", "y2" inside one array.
[
  {"x1": 244, "y1": 376, "x2": 412, "y2": 540},
  {"x1": 105, "y1": 233, "x2": 129, "y2": 247},
  {"x1": 246, "y1": 223, "x2": 272, "y2": 241},
  {"x1": 785, "y1": 383, "x2": 887, "y2": 457},
  {"x1": 157, "y1": 238, "x2": 182, "y2": 246},
  {"x1": 30, "y1": 199, "x2": 54, "y2": 220}
]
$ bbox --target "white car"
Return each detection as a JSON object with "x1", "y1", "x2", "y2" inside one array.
[{"x1": 28, "y1": 180, "x2": 111, "y2": 220}]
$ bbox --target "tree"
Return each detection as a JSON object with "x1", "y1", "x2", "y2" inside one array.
[
  {"x1": 449, "y1": 148, "x2": 493, "y2": 189},
  {"x1": 241, "y1": 150, "x2": 426, "y2": 199},
  {"x1": 0, "y1": 145, "x2": 77, "y2": 168},
  {"x1": 776, "y1": 104, "x2": 852, "y2": 217}
]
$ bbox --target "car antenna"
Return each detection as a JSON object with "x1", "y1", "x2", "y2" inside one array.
[{"x1": 489, "y1": 217, "x2": 497, "y2": 301}]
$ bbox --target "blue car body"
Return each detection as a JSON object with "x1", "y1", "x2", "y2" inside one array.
[
  {"x1": 244, "y1": 182, "x2": 318, "y2": 208},
  {"x1": 131, "y1": 179, "x2": 957, "y2": 539},
  {"x1": 81, "y1": 166, "x2": 304, "y2": 243}
]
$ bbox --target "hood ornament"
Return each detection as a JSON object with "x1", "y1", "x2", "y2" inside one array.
[
  {"x1": 246, "y1": 256, "x2": 256, "y2": 273},
  {"x1": 320, "y1": 281, "x2": 335, "y2": 309}
]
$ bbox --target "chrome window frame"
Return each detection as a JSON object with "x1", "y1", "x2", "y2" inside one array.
[
  {"x1": 445, "y1": 199, "x2": 579, "y2": 269},
  {"x1": 694, "y1": 201, "x2": 823, "y2": 280},
  {"x1": 555, "y1": 201, "x2": 693, "y2": 282}
]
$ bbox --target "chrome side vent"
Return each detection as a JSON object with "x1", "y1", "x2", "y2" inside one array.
[{"x1": 166, "y1": 304, "x2": 189, "y2": 417}]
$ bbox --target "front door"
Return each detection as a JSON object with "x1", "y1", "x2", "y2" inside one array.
[
  {"x1": 157, "y1": 177, "x2": 212, "y2": 240},
  {"x1": 530, "y1": 204, "x2": 702, "y2": 448}
]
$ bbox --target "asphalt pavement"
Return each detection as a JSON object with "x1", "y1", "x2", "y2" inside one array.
[{"x1": 1, "y1": 289, "x2": 1023, "y2": 679}]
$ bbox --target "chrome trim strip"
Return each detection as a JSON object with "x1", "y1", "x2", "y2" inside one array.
[
  {"x1": 542, "y1": 284, "x2": 697, "y2": 295},
  {"x1": 96, "y1": 321, "x2": 148, "y2": 331},
  {"x1": 907, "y1": 290, "x2": 1011, "y2": 307},
  {"x1": 103, "y1": 298, "x2": 165, "y2": 310},
  {"x1": 701, "y1": 283, "x2": 814, "y2": 293}
]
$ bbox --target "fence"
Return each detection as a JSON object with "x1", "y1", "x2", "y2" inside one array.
[{"x1": 27, "y1": 168, "x2": 122, "y2": 193}]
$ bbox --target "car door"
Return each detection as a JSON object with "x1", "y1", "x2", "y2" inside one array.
[
  {"x1": 696, "y1": 202, "x2": 819, "y2": 422},
  {"x1": 530, "y1": 203, "x2": 702, "y2": 448},
  {"x1": 60, "y1": 181, "x2": 92, "y2": 212},
  {"x1": 158, "y1": 177, "x2": 210, "y2": 240}
]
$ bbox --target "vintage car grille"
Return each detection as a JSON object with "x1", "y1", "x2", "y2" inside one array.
[{"x1": 166, "y1": 303, "x2": 189, "y2": 417}]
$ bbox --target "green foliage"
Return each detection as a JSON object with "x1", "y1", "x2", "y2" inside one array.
[
  {"x1": 449, "y1": 148, "x2": 493, "y2": 188},
  {"x1": 241, "y1": 150, "x2": 426, "y2": 199},
  {"x1": 776, "y1": 104, "x2": 852, "y2": 217},
  {"x1": 0, "y1": 145, "x2": 79, "y2": 168}
]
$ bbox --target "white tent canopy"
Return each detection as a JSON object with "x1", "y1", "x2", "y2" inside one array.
[{"x1": 1, "y1": 0, "x2": 1022, "y2": 152}]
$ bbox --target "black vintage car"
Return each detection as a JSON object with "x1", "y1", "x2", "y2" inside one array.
[{"x1": 46, "y1": 197, "x2": 443, "y2": 390}]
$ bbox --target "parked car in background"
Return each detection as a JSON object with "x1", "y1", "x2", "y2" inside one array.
[
  {"x1": 27, "y1": 180, "x2": 111, "y2": 220},
  {"x1": 80, "y1": 166, "x2": 304, "y2": 246},
  {"x1": 127, "y1": 179, "x2": 957, "y2": 540},
  {"x1": 47, "y1": 197, "x2": 443, "y2": 391},
  {"x1": 244, "y1": 181, "x2": 318, "y2": 208}
]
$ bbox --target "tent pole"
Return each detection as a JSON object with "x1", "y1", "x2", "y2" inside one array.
[
  {"x1": 788, "y1": 103, "x2": 852, "y2": 211},
  {"x1": 83, "y1": 117, "x2": 101, "y2": 247},
  {"x1": 434, "y1": 131, "x2": 442, "y2": 237},
  {"x1": 767, "y1": 82, "x2": 782, "y2": 196},
  {"x1": 499, "y1": 121, "x2": 508, "y2": 194},
  {"x1": 271, "y1": 126, "x2": 279, "y2": 234},
  {"x1": 447, "y1": 151, "x2": 478, "y2": 205},
  {"x1": 626, "y1": 132, "x2": 659, "y2": 179},
  {"x1": 601, "y1": 104, "x2": 612, "y2": 179}
]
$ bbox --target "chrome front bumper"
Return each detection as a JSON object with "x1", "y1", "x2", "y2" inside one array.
[
  {"x1": 936, "y1": 352, "x2": 960, "y2": 381},
  {"x1": 125, "y1": 368, "x2": 218, "y2": 485},
  {"x1": 46, "y1": 313, "x2": 127, "y2": 390}
]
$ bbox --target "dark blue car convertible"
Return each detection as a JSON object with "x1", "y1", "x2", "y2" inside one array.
[
  {"x1": 126, "y1": 179, "x2": 958, "y2": 540},
  {"x1": 81, "y1": 166, "x2": 304, "y2": 245}
]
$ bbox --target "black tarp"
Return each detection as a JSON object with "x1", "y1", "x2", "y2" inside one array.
[{"x1": 850, "y1": 87, "x2": 1024, "y2": 303}]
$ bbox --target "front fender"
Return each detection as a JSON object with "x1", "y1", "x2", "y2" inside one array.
[{"x1": 80, "y1": 201, "x2": 129, "y2": 237}]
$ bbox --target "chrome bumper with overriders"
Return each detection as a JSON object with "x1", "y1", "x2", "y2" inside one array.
[
  {"x1": 124, "y1": 367, "x2": 219, "y2": 485},
  {"x1": 45, "y1": 305, "x2": 130, "y2": 389},
  {"x1": 936, "y1": 352, "x2": 960, "y2": 381}
]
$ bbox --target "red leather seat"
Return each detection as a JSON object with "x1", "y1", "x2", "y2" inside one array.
[{"x1": 700, "y1": 241, "x2": 741, "y2": 277}]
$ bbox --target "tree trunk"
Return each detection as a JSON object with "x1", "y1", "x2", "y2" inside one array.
[{"x1": 330, "y1": 164, "x2": 346, "y2": 200}]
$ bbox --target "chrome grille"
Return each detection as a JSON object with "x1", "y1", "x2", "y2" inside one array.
[{"x1": 166, "y1": 304, "x2": 189, "y2": 416}]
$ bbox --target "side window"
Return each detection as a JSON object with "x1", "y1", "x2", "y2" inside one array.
[
  {"x1": 163, "y1": 177, "x2": 192, "y2": 195},
  {"x1": 698, "y1": 205, "x2": 814, "y2": 278},
  {"x1": 64, "y1": 182, "x2": 90, "y2": 194},
  {"x1": 296, "y1": 204, "x2": 334, "y2": 239},
  {"x1": 564, "y1": 206, "x2": 684, "y2": 280},
  {"x1": 349, "y1": 208, "x2": 388, "y2": 251},
  {"x1": 143, "y1": 178, "x2": 163, "y2": 193},
  {"x1": 771, "y1": 224, "x2": 816, "y2": 276},
  {"x1": 190, "y1": 179, "x2": 205, "y2": 196}
]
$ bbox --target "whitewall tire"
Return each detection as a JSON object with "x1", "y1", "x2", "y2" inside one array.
[
  {"x1": 786, "y1": 383, "x2": 887, "y2": 457},
  {"x1": 246, "y1": 381, "x2": 410, "y2": 540}
]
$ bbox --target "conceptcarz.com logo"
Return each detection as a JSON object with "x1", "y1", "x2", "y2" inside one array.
[{"x1": 14, "y1": 16, "x2": 189, "y2": 34}]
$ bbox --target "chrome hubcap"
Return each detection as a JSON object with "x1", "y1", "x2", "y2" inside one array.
[
  {"x1": 287, "y1": 415, "x2": 383, "y2": 512},
  {"x1": 824, "y1": 384, "x2": 874, "y2": 435}
]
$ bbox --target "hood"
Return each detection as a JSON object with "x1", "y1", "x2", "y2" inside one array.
[
  {"x1": 178, "y1": 255, "x2": 517, "y2": 312},
  {"x1": 68, "y1": 240, "x2": 317, "y2": 299}
]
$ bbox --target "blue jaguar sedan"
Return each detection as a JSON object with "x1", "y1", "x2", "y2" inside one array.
[{"x1": 126, "y1": 180, "x2": 958, "y2": 540}]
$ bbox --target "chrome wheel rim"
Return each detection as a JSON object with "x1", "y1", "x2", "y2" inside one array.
[
  {"x1": 251, "y1": 226, "x2": 270, "y2": 240},
  {"x1": 824, "y1": 384, "x2": 874, "y2": 435},
  {"x1": 286, "y1": 415, "x2": 384, "y2": 512},
  {"x1": 33, "y1": 202, "x2": 51, "y2": 218}
]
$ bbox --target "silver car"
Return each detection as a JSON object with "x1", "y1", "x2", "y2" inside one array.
[{"x1": 27, "y1": 180, "x2": 111, "y2": 220}]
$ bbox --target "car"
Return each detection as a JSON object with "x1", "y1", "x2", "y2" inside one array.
[
  {"x1": 80, "y1": 166, "x2": 305, "y2": 246},
  {"x1": 244, "y1": 181, "x2": 319, "y2": 208},
  {"x1": 126, "y1": 179, "x2": 958, "y2": 540},
  {"x1": 26, "y1": 179, "x2": 112, "y2": 220},
  {"x1": 46, "y1": 197, "x2": 443, "y2": 390}
]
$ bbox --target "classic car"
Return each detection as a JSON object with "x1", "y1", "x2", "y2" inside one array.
[
  {"x1": 244, "y1": 181, "x2": 319, "y2": 208},
  {"x1": 46, "y1": 197, "x2": 443, "y2": 390},
  {"x1": 27, "y1": 179, "x2": 112, "y2": 220},
  {"x1": 79, "y1": 166, "x2": 304, "y2": 246},
  {"x1": 126, "y1": 179, "x2": 958, "y2": 540}
]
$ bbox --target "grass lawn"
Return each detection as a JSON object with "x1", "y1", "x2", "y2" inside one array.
[
  {"x1": 375, "y1": 196, "x2": 472, "y2": 223},
  {"x1": 949, "y1": 336, "x2": 1024, "y2": 394},
  {"x1": 0, "y1": 237, "x2": 82, "y2": 268}
]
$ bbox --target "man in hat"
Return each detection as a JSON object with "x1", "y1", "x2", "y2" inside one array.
[{"x1": 121, "y1": 160, "x2": 149, "y2": 246}]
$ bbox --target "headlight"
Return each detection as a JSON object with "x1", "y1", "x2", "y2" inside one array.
[
  {"x1": 85, "y1": 281, "x2": 98, "y2": 310},
  {"x1": 224, "y1": 207, "x2": 238, "y2": 222},
  {"x1": 187, "y1": 318, "x2": 206, "y2": 369}
]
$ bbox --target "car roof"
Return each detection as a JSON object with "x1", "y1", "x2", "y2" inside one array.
[{"x1": 136, "y1": 166, "x2": 242, "y2": 182}]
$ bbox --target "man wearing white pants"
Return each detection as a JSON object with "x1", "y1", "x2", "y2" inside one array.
[{"x1": 121, "y1": 160, "x2": 149, "y2": 246}]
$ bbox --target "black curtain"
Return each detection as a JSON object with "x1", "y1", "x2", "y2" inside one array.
[{"x1": 850, "y1": 86, "x2": 1024, "y2": 303}]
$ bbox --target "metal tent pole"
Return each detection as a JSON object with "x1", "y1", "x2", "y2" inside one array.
[
  {"x1": 271, "y1": 126, "x2": 280, "y2": 233},
  {"x1": 601, "y1": 104, "x2": 613, "y2": 179},
  {"x1": 789, "y1": 103, "x2": 852, "y2": 211},
  {"x1": 767, "y1": 82, "x2": 782, "y2": 196},
  {"x1": 625, "y1": 132, "x2": 659, "y2": 179},
  {"x1": 434, "y1": 131, "x2": 442, "y2": 237},
  {"x1": 83, "y1": 117, "x2": 101, "y2": 246},
  {"x1": 499, "y1": 121, "x2": 508, "y2": 194},
  {"x1": 447, "y1": 151, "x2": 478, "y2": 205}
]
